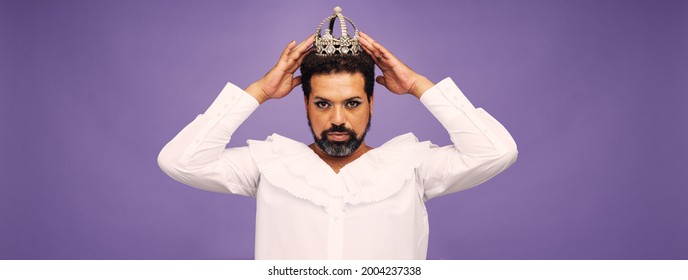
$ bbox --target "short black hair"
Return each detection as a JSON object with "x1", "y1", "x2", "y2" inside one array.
[{"x1": 300, "y1": 51, "x2": 375, "y2": 100}]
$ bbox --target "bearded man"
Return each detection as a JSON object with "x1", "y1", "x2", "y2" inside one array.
[{"x1": 158, "y1": 8, "x2": 517, "y2": 259}]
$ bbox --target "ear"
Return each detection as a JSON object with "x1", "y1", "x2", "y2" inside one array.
[{"x1": 368, "y1": 94, "x2": 374, "y2": 116}]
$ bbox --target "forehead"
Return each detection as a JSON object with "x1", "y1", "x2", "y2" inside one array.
[{"x1": 310, "y1": 72, "x2": 366, "y2": 100}]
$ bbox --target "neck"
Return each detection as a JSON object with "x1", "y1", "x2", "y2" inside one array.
[{"x1": 309, "y1": 142, "x2": 372, "y2": 173}]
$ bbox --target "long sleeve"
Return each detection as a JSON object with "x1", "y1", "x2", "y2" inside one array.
[
  {"x1": 157, "y1": 82, "x2": 261, "y2": 196},
  {"x1": 418, "y1": 77, "x2": 518, "y2": 201}
]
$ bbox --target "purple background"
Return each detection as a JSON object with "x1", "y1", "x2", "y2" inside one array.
[{"x1": 1, "y1": 0, "x2": 687, "y2": 259}]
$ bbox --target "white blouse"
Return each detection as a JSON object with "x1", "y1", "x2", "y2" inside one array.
[{"x1": 158, "y1": 78, "x2": 518, "y2": 259}]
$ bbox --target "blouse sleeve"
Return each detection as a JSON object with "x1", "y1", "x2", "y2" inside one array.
[
  {"x1": 157, "y1": 83, "x2": 261, "y2": 197},
  {"x1": 417, "y1": 78, "x2": 518, "y2": 201}
]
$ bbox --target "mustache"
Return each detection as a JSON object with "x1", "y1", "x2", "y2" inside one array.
[{"x1": 324, "y1": 124, "x2": 354, "y2": 134}]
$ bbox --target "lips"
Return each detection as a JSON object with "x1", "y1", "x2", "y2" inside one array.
[{"x1": 327, "y1": 132, "x2": 350, "y2": 141}]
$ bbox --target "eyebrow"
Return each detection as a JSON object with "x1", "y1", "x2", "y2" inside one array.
[{"x1": 313, "y1": 96, "x2": 364, "y2": 103}]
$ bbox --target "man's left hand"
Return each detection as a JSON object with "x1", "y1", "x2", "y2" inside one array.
[{"x1": 359, "y1": 31, "x2": 435, "y2": 99}]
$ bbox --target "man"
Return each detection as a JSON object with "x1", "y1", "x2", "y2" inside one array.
[{"x1": 158, "y1": 8, "x2": 517, "y2": 259}]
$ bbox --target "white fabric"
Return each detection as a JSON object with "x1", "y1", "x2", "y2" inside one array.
[{"x1": 158, "y1": 77, "x2": 518, "y2": 259}]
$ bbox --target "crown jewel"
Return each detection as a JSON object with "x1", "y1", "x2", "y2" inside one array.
[{"x1": 314, "y1": 7, "x2": 361, "y2": 56}]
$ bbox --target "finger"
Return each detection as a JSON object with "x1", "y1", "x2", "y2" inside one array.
[
  {"x1": 361, "y1": 31, "x2": 390, "y2": 54},
  {"x1": 358, "y1": 36, "x2": 384, "y2": 61},
  {"x1": 361, "y1": 42, "x2": 380, "y2": 60},
  {"x1": 362, "y1": 46, "x2": 389, "y2": 70},
  {"x1": 360, "y1": 31, "x2": 396, "y2": 62},
  {"x1": 374, "y1": 45, "x2": 394, "y2": 63},
  {"x1": 295, "y1": 47, "x2": 314, "y2": 66},
  {"x1": 286, "y1": 47, "x2": 314, "y2": 74},
  {"x1": 286, "y1": 35, "x2": 315, "y2": 65},
  {"x1": 359, "y1": 32, "x2": 383, "y2": 59},
  {"x1": 290, "y1": 76, "x2": 302, "y2": 90},
  {"x1": 368, "y1": 48, "x2": 386, "y2": 66},
  {"x1": 375, "y1": 75, "x2": 387, "y2": 86},
  {"x1": 358, "y1": 33, "x2": 388, "y2": 63},
  {"x1": 375, "y1": 51, "x2": 386, "y2": 61},
  {"x1": 358, "y1": 32, "x2": 377, "y2": 53},
  {"x1": 371, "y1": 46, "x2": 389, "y2": 62},
  {"x1": 358, "y1": 31, "x2": 375, "y2": 46},
  {"x1": 361, "y1": 42, "x2": 374, "y2": 56},
  {"x1": 279, "y1": 41, "x2": 297, "y2": 61},
  {"x1": 292, "y1": 34, "x2": 316, "y2": 55}
]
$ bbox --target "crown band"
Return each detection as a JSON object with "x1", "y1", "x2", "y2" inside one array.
[{"x1": 314, "y1": 7, "x2": 362, "y2": 56}]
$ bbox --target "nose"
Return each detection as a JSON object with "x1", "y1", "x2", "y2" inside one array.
[{"x1": 330, "y1": 106, "x2": 346, "y2": 126}]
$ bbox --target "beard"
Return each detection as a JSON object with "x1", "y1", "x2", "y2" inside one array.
[{"x1": 308, "y1": 115, "x2": 371, "y2": 157}]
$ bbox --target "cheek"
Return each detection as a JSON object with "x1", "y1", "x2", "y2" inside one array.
[
  {"x1": 307, "y1": 110, "x2": 328, "y2": 129},
  {"x1": 352, "y1": 111, "x2": 370, "y2": 130}
]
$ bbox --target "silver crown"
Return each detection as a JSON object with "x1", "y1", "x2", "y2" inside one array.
[{"x1": 314, "y1": 7, "x2": 361, "y2": 56}]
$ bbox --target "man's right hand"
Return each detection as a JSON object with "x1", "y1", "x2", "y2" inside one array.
[{"x1": 245, "y1": 35, "x2": 315, "y2": 104}]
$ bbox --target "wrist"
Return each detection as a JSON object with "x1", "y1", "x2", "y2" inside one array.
[
  {"x1": 409, "y1": 76, "x2": 434, "y2": 99},
  {"x1": 245, "y1": 82, "x2": 269, "y2": 104}
]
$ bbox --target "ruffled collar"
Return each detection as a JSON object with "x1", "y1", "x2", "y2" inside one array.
[{"x1": 248, "y1": 133, "x2": 433, "y2": 208}]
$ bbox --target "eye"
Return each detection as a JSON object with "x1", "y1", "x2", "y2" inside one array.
[
  {"x1": 315, "y1": 101, "x2": 331, "y2": 109},
  {"x1": 345, "y1": 100, "x2": 362, "y2": 108}
]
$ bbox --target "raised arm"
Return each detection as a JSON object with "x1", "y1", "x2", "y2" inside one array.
[
  {"x1": 359, "y1": 32, "x2": 518, "y2": 201},
  {"x1": 157, "y1": 35, "x2": 315, "y2": 195},
  {"x1": 358, "y1": 31, "x2": 433, "y2": 99},
  {"x1": 245, "y1": 35, "x2": 315, "y2": 103}
]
